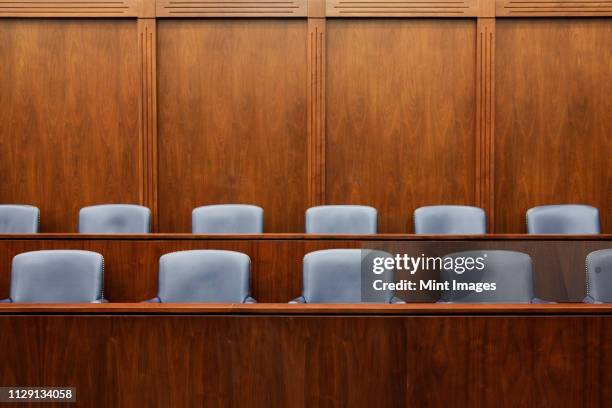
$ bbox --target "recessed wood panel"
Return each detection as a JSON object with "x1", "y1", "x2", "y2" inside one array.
[
  {"x1": 325, "y1": 19, "x2": 477, "y2": 233},
  {"x1": 495, "y1": 19, "x2": 612, "y2": 233},
  {"x1": 496, "y1": 0, "x2": 612, "y2": 17},
  {"x1": 157, "y1": 19, "x2": 308, "y2": 232},
  {"x1": 326, "y1": 0, "x2": 480, "y2": 17},
  {"x1": 0, "y1": 19, "x2": 141, "y2": 232},
  {"x1": 156, "y1": 0, "x2": 308, "y2": 17},
  {"x1": 0, "y1": 0, "x2": 141, "y2": 17}
]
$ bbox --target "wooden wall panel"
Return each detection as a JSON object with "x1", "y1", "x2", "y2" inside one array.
[
  {"x1": 157, "y1": 19, "x2": 309, "y2": 233},
  {"x1": 0, "y1": 313, "x2": 610, "y2": 407},
  {"x1": 0, "y1": 19, "x2": 141, "y2": 232},
  {"x1": 325, "y1": 19, "x2": 477, "y2": 233},
  {"x1": 495, "y1": 19, "x2": 612, "y2": 233}
]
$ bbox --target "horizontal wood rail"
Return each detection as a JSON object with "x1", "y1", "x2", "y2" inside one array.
[{"x1": 1, "y1": 302, "x2": 611, "y2": 315}]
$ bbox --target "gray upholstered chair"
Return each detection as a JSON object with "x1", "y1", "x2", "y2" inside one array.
[
  {"x1": 146, "y1": 250, "x2": 255, "y2": 303},
  {"x1": 439, "y1": 250, "x2": 547, "y2": 303},
  {"x1": 526, "y1": 204, "x2": 600, "y2": 234},
  {"x1": 0, "y1": 205, "x2": 39, "y2": 233},
  {"x1": 192, "y1": 204, "x2": 263, "y2": 234},
  {"x1": 413, "y1": 205, "x2": 486, "y2": 234},
  {"x1": 290, "y1": 249, "x2": 403, "y2": 303},
  {"x1": 584, "y1": 249, "x2": 612, "y2": 304},
  {"x1": 305, "y1": 205, "x2": 377, "y2": 234},
  {"x1": 78, "y1": 204, "x2": 151, "y2": 233},
  {"x1": 1, "y1": 250, "x2": 105, "y2": 303}
]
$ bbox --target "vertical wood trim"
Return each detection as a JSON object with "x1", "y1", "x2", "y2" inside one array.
[
  {"x1": 307, "y1": 18, "x2": 325, "y2": 207},
  {"x1": 476, "y1": 17, "x2": 495, "y2": 231},
  {"x1": 138, "y1": 18, "x2": 158, "y2": 230}
]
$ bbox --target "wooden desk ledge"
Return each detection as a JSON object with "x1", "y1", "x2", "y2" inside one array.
[
  {"x1": 0, "y1": 303, "x2": 611, "y2": 315},
  {"x1": 0, "y1": 233, "x2": 610, "y2": 241}
]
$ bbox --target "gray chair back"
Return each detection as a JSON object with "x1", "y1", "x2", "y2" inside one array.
[
  {"x1": 414, "y1": 205, "x2": 486, "y2": 234},
  {"x1": 585, "y1": 249, "x2": 612, "y2": 303},
  {"x1": 527, "y1": 205, "x2": 600, "y2": 234},
  {"x1": 79, "y1": 204, "x2": 151, "y2": 233},
  {"x1": 192, "y1": 205, "x2": 263, "y2": 234},
  {"x1": 0, "y1": 205, "x2": 39, "y2": 233},
  {"x1": 306, "y1": 205, "x2": 377, "y2": 234},
  {"x1": 9, "y1": 250, "x2": 104, "y2": 303},
  {"x1": 440, "y1": 250, "x2": 535, "y2": 303},
  {"x1": 157, "y1": 250, "x2": 252, "y2": 303},
  {"x1": 300, "y1": 249, "x2": 394, "y2": 303}
]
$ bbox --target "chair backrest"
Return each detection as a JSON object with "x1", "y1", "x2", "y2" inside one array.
[
  {"x1": 301, "y1": 249, "x2": 394, "y2": 303},
  {"x1": 440, "y1": 250, "x2": 534, "y2": 303},
  {"x1": 157, "y1": 250, "x2": 251, "y2": 303},
  {"x1": 305, "y1": 205, "x2": 377, "y2": 234},
  {"x1": 79, "y1": 204, "x2": 151, "y2": 233},
  {"x1": 586, "y1": 249, "x2": 612, "y2": 303},
  {"x1": 527, "y1": 205, "x2": 600, "y2": 234},
  {"x1": 192, "y1": 205, "x2": 263, "y2": 234},
  {"x1": 414, "y1": 205, "x2": 486, "y2": 234},
  {"x1": 10, "y1": 250, "x2": 104, "y2": 303},
  {"x1": 0, "y1": 205, "x2": 39, "y2": 233}
]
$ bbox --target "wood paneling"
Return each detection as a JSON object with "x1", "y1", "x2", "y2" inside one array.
[
  {"x1": 0, "y1": 0, "x2": 142, "y2": 17},
  {"x1": 156, "y1": 0, "x2": 308, "y2": 17},
  {"x1": 326, "y1": 0, "x2": 481, "y2": 17},
  {"x1": 0, "y1": 19, "x2": 141, "y2": 232},
  {"x1": 0, "y1": 311, "x2": 610, "y2": 407},
  {"x1": 138, "y1": 19, "x2": 158, "y2": 229},
  {"x1": 0, "y1": 13, "x2": 610, "y2": 235},
  {"x1": 3, "y1": 303, "x2": 612, "y2": 314},
  {"x1": 157, "y1": 19, "x2": 309, "y2": 233},
  {"x1": 476, "y1": 18, "x2": 495, "y2": 226},
  {"x1": 0, "y1": 235, "x2": 608, "y2": 303},
  {"x1": 495, "y1": 19, "x2": 612, "y2": 233},
  {"x1": 325, "y1": 19, "x2": 477, "y2": 233},
  {"x1": 307, "y1": 18, "x2": 326, "y2": 206},
  {"x1": 496, "y1": 0, "x2": 612, "y2": 17}
]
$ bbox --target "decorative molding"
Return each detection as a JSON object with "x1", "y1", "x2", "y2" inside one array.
[
  {"x1": 0, "y1": 0, "x2": 141, "y2": 17},
  {"x1": 326, "y1": 0, "x2": 480, "y2": 16},
  {"x1": 156, "y1": 0, "x2": 308, "y2": 16},
  {"x1": 496, "y1": 0, "x2": 612, "y2": 16},
  {"x1": 138, "y1": 19, "x2": 158, "y2": 230},
  {"x1": 308, "y1": 18, "x2": 325, "y2": 207},
  {"x1": 476, "y1": 18, "x2": 495, "y2": 231}
]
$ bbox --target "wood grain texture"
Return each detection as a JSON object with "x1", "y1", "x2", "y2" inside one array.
[
  {"x1": 326, "y1": 0, "x2": 480, "y2": 16},
  {"x1": 0, "y1": 236, "x2": 609, "y2": 303},
  {"x1": 496, "y1": 0, "x2": 612, "y2": 16},
  {"x1": 308, "y1": 18, "x2": 326, "y2": 207},
  {"x1": 325, "y1": 19, "x2": 477, "y2": 233},
  {"x1": 476, "y1": 18, "x2": 495, "y2": 228},
  {"x1": 2, "y1": 303, "x2": 612, "y2": 314},
  {"x1": 157, "y1": 19, "x2": 308, "y2": 233},
  {"x1": 495, "y1": 19, "x2": 612, "y2": 233},
  {"x1": 156, "y1": 0, "x2": 308, "y2": 17},
  {"x1": 138, "y1": 19, "x2": 158, "y2": 230},
  {"x1": 0, "y1": 19, "x2": 141, "y2": 232},
  {"x1": 0, "y1": 313, "x2": 609, "y2": 407},
  {"x1": 0, "y1": 0, "x2": 141, "y2": 17}
]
